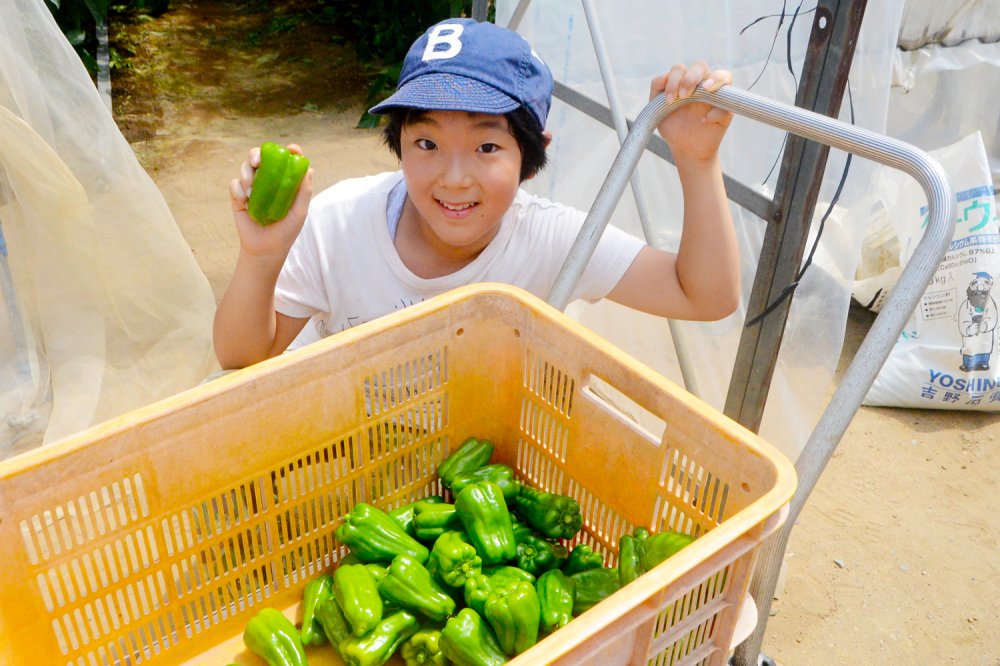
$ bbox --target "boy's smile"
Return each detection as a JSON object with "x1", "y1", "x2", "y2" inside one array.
[{"x1": 396, "y1": 110, "x2": 523, "y2": 277}]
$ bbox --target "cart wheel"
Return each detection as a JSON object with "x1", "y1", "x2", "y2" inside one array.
[{"x1": 728, "y1": 654, "x2": 777, "y2": 666}]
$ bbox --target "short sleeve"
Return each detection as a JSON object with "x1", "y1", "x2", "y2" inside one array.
[
  {"x1": 274, "y1": 215, "x2": 327, "y2": 320},
  {"x1": 571, "y1": 221, "x2": 645, "y2": 303}
]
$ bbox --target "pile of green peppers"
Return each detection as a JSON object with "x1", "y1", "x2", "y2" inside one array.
[{"x1": 239, "y1": 436, "x2": 696, "y2": 666}]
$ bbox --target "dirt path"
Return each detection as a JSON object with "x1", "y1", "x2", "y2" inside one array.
[{"x1": 110, "y1": 4, "x2": 999, "y2": 664}]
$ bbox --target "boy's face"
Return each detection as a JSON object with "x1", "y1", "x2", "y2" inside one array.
[{"x1": 400, "y1": 110, "x2": 523, "y2": 255}]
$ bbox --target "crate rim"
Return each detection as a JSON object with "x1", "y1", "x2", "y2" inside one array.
[{"x1": 0, "y1": 284, "x2": 797, "y2": 516}]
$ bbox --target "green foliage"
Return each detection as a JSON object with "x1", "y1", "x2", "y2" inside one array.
[
  {"x1": 46, "y1": 0, "x2": 167, "y2": 76},
  {"x1": 245, "y1": 13, "x2": 306, "y2": 48},
  {"x1": 319, "y1": 0, "x2": 495, "y2": 128},
  {"x1": 46, "y1": 0, "x2": 495, "y2": 119}
]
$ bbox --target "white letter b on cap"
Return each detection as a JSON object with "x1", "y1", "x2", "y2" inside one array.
[{"x1": 423, "y1": 24, "x2": 464, "y2": 61}]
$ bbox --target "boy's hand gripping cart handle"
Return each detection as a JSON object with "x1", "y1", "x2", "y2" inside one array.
[{"x1": 547, "y1": 85, "x2": 955, "y2": 664}]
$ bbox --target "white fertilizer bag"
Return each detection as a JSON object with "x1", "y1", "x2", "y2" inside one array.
[{"x1": 864, "y1": 132, "x2": 999, "y2": 409}]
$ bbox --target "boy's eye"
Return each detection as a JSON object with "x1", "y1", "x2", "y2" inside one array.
[
  {"x1": 416, "y1": 139, "x2": 436, "y2": 150},
  {"x1": 478, "y1": 143, "x2": 500, "y2": 154}
]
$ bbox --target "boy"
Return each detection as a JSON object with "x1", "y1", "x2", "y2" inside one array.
[{"x1": 214, "y1": 18, "x2": 737, "y2": 370}]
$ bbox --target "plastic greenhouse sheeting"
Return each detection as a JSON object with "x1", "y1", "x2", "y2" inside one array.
[
  {"x1": 497, "y1": 0, "x2": 907, "y2": 461},
  {"x1": 890, "y1": 38, "x2": 1000, "y2": 187},
  {"x1": 0, "y1": 0, "x2": 216, "y2": 456}
]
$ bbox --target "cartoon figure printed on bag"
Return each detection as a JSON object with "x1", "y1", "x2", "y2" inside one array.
[{"x1": 958, "y1": 271, "x2": 997, "y2": 372}]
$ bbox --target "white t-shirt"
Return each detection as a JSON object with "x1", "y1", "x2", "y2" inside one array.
[{"x1": 275, "y1": 171, "x2": 644, "y2": 349}]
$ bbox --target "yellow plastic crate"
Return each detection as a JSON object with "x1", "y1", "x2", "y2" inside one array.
[{"x1": 0, "y1": 283, "x2": 795, "y2": 666}]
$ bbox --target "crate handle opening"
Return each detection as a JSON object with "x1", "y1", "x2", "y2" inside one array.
[{"x1": 582, "y1": 373, "x2": 666, "y2": 444}]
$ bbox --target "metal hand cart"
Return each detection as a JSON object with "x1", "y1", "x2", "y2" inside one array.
[{"x1": 545, "y1": 81, "x2": 953, "y2": 666}]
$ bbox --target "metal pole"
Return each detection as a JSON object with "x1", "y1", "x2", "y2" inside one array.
[
  {"x1": 724, "y1": 0, "x2": 867, "y2": 432},
  {"x1": 471, "y1": 0, "x2": 490, "y2": 22},
  {"x1": 505, "y1": 0, "x2": 533, "y2": 30},
  {"x1": 579, "y1": 0, "x2": 701, "y2": 396}
]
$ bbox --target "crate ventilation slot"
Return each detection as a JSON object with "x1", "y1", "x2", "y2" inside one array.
[
  {"x1": 365, "y1": 399, "x2": 448, "y2": 463},
  {"x1": 522, "y1": 351, "x2": 574, "y2": 417},
  {"x1": 20, "y1": 474, "x2": 149, "y2": 565},
  {"x1": 658, "y1": 449, "x2": 729, "y2": 530},
  {"x1": 48, "y1": 567, "x2": 173, "y2": 657},
  {"x1": 649, "y1": 611, "x2": 720, "y2": 666},
  {"x1": 515, "y1": 437, "x2": 566, "y2": 493},
  {"x1": 518, "y1": 398, "x2": 569, "y2": 462},
  {"x1": 651, "y1": 567, "x2": 731, "y2": 645},
  {"x1": 365, "y1": 347, "x2": 448, "y2": 417},
  {"x1": 568, "y1": 480, "x2": 630, "y2": 549}
]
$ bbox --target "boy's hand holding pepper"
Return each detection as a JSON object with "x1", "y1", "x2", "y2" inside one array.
[
  {"x1": 229, "y1": 143, "x2": 314, "y2": 259},
  {"x1": 651, "y1": 61, "x2": 733, "y2": 164}
]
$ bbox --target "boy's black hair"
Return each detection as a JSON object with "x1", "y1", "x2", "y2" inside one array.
[{"x1": 381, "y1": 106, "x2": 548, "y2": 182}]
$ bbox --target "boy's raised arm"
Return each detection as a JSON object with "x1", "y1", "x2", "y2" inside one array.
[
  {"x1": 607, "y1": 62, "x2": 739, "y2": 322},
  {"x1": 213, "y1": 145, "x2": 313, "y2": 369}
]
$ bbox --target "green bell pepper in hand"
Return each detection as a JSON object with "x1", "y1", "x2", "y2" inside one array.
[
  {"x1": 451, "y1": 464, "x2": 521, "y2": 503},
  {"x1": 247, "y1": 141, "x2": 310, "y2": 225},
  {"x1": 440, "y1": 608, "x2": 508, "y2": 666},
  {"x1": 299, "y1": 572, "x2": 333, "y2": 646},
  {"x1": 413, "y1": 502, "x2": 463, "y2": 542},
  {"x1": 455, "y1": 480, "x2": 517, "y2": 566},
  {"x1": 335, "y1": 563, "x2": 384, "y2": 637},
  {"x1": 563, "y1": 543, "x2": 603, "y2": 575},
  {"x1": 243, "y1": 607, "x2": 307, "y2": 666},
  {"x1": 536, "y1": 568, "x2": 576, "y2": 633},
  {"x1": 339, "y1": 609, "x2": 419, "y2": 666},
  {"x1": 640, "y1": 530, "x2": 696, "y2": 571},
  {"x1": 570, "y1": 566, "x2": 621, "y2": 616},
  {"x1": 483, "y1": 579, "x2": 541, "y2": 655},
  {"x1": 336, "y1": 502, "x2": 430, "y2": 564},
  {"x1": 513, "y1": 486, "x2": 584, "y2": 540},
  {"x1": 400, "y1": 627, "x2": 448, "y2": 666},
  {"x1": 379, "y1": 554, "x2": 456, "y2": 622},
  {"x1": 438, "y1": 437, "x2": 494, "y2": 489},
  {"x1": 428, "y1": 529, "x2": 483, "y2": 588}
]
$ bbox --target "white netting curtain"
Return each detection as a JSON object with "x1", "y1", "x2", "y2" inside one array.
[
  {"x1": 0, "y1": 0, "x2": 216, "y2": 455},
  {"x1": 498, "y1": 0, "x2": 906, "y2": 461}
]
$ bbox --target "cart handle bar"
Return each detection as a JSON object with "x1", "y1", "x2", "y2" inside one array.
[{"x1": 546, "y1": 84, "x2": 955, "y2": 665}]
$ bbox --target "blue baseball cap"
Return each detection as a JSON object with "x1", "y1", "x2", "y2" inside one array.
[{"x1": 369, "y1": 18, "x2": 554, "y2": 130}]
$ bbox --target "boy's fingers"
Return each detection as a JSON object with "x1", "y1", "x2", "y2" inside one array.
[
  {"x1": 248, "y1": 146, "x2": 261, "y2": 168},
  {"x1": 702, "y1": 68, "x2": 733, "y2": 92},
  {"x1": 704, "y1": 107, "x2": 733, "y2": 126},
  {"x1": 240, "y1": 160, "x2": 255, "y2": 193},
  {"x1": 662, "y1": 64, "x2": 688, "y2": 102},
  {"x1": 679, "y1": 60, "x2": 711, "y2": 98},
  {"x1": 649, "y1": 72, "x2": 669, "y2": 100},
  {"x1": 230, "y1": 178, "x2": 248, "y2": 212},
  {"x1": 289, "y1": 168, "x2": 314, "y2": 218}
]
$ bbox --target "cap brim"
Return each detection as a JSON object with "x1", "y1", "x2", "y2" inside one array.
[{"x1": 369, "y1": 72, "x2": 520, "y2": 116}]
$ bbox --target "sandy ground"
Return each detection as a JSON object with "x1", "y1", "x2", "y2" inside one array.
[{"x1": 109, "y1": 3, "x2": 998, "y2": 664}]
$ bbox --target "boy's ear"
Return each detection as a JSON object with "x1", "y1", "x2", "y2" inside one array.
[{"x1": 524, "y1": 131, "x2": 553, "y2": 182}]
